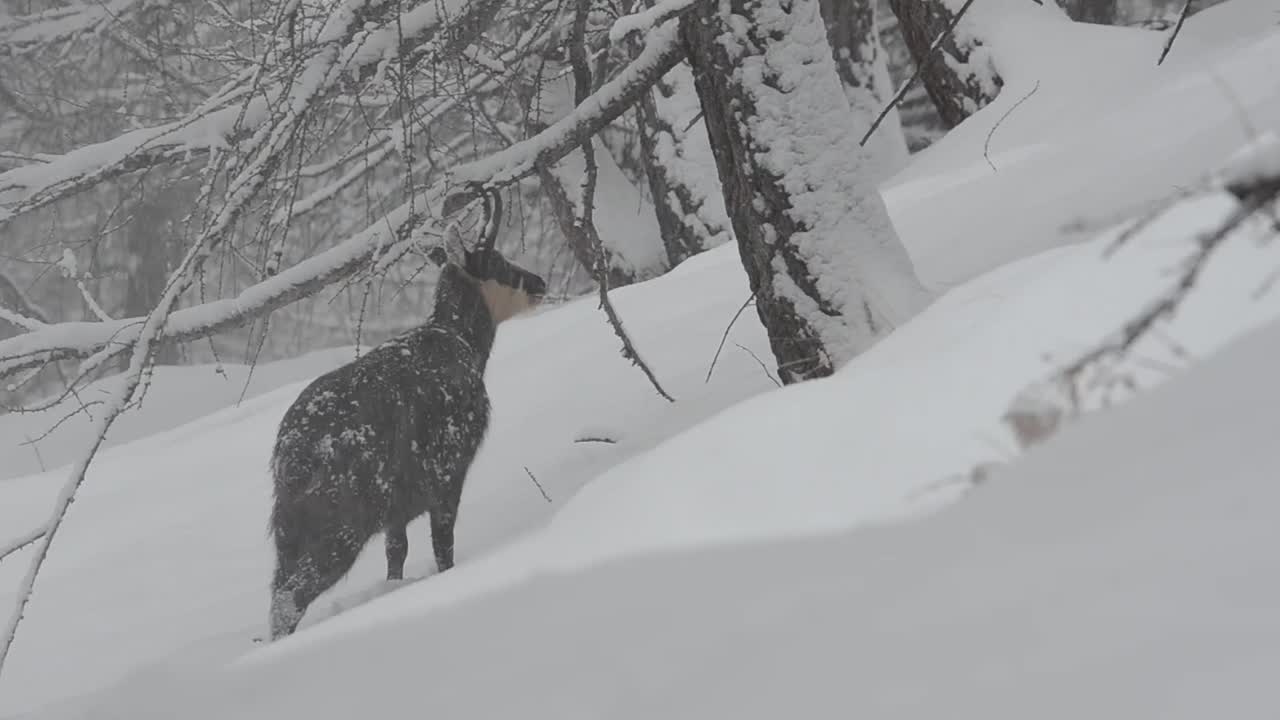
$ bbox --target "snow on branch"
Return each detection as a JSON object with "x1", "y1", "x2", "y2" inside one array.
[
  {"x1": 0, "y1": 23, "x2": 686, "y2": 382},
  {"x1": 608, "y1": 0, "x2": 706, "y2": 42},
  {"x1": 0, "y1": 0, "x2": 507, "y2": 227},
  {"x1": 446, "y1": 21, "x2": 683, "y2": 206},
  {"x1": 0, "y1": 0, "x2": 144, "y2": 55}
]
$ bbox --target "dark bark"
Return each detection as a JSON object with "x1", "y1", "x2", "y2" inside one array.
[
  {"x1": 886, "y1": 0, "x2": 1001, "y2": 127},
  {"x1": 1058, "y1": 0, "x2": 1117, "y2": 24},
  {"x1": 819, "y1": 0, "x2": 880, "y2": 98}
]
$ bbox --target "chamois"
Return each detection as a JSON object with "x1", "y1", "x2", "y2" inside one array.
[{"x1": 267, "y1": 190, "x2": 544, "y2": 639}]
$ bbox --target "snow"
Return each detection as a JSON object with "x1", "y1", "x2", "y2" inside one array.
[
  {"x1": 0, "y1": 245, "x2": 776, "y2": 715},
  {"x1": 607, "y1": 0, "x2": 700, "y2": 42},
  {"x1": 23, "y1": 273, "x2": 1280, "y2": 720},
  {"x1": 2, "y1": 2, "x2": 1279, "y2": 717},
  {"x1": 886, "y1": 18, "x2": 1280, "y2": 289},
  {"x1": 1220, "y1": 131, "x2": 1280, "y2": 191}
]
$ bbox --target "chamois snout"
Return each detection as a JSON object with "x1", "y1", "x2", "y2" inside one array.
[{"x1": 464, "y1": 247, "x2": 546, "y2": 320}]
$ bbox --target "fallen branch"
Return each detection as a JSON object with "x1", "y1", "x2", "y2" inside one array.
[{"x1": 1006, "y1": 172, "x2": 1280, "y2": 448}]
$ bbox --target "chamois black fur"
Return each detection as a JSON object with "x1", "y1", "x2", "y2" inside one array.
[{"x1": 268, "y1": 194, "x2": 544, "y2": 639}]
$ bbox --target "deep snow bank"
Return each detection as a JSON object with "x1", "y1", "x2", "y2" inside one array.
[
  {"x1": 884, "y1": 12, "x2": 1280, "y2": 288},
  {"x1": 42, "y1": 296, "x2": 1280, "y2": 720}
]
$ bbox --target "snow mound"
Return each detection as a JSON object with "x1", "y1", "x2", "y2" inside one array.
[{"x1": 38, "y1": 288, "x2": 1280, "y2": 720}]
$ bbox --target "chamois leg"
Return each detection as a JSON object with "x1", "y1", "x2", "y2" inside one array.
[
  {"x1": 269, "y1": 533, "x2": 364, "y2": 640},
  {"x1": 429, "y1": 510, "x2": 456, "y2": 573},
  {"x1": 385, "y1": 523, "x2": 408, "y2": 581}
]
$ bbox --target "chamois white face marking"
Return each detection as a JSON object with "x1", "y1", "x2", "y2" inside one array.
[{"x1": 479, "y1": 278, "x2": 536, "y2": 323}]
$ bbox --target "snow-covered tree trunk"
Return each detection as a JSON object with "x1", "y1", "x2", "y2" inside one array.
[
  {"x1": 819, "y1": 0, "x2": 908, "y2": 178},
  {"x1": 679, "y1": 0, "x2": 928, "y2": 384},
  {"x1": 635, "y1": 62, "x2": 732, "y2": 267},
  {"x1": 886, "y1": 0, "x2": 1003, "y2": 127}
]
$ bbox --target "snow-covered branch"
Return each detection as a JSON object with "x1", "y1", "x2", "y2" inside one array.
[
  {"x1": 446, "y1": 21, "x2": 683, "y2": 202},
  {"x1": 608, "y1": 0, "x2": 706, "y2": 42},
  {"x1": 0, "y1": 0, "x2": 510, "y2": 227},
  {"x1": 0, "y1": 23, "x2": 685, "y2": 382},
  {"x1": 0, "y1": 0, "x2": 145, "y2": 56}
]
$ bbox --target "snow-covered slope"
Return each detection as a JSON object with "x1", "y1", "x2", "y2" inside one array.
[
  {"x1": 887, "y1": 8, "x2": 1280, "y2": 288},
  {"x1": 35, "y1": 300, "x2": 1280, "y2": 720},
  {"x1": 2, "y1": 3, "x2": 1278, "y2": 717},
  {"x1": 0, "y1": 247, "x2": 776, "y2": 716}
]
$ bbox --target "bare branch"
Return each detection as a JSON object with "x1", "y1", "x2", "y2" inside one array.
[
  {"x1": 0, "y1": 527, "x2": 45, "y2": 566},
  {"x1": 572, "y1": 0, "x2": 674, "y2": 403},
  {"x1": 1157, "y1": 0, "x2": 1192, "y2": 66}
]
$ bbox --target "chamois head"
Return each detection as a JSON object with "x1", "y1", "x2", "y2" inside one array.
[{"x1": 437, "y1": 188, "x2": 546, "y2": 323}]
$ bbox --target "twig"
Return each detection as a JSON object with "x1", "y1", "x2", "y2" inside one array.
[
  {"x1": 984, "y1": 80, "x2": 1040, "y2": 172},
  {"x1": 522, "y1": 466, "x2": 552, "y2": 503},
  {"x1": 1157, "y1": 0, "x2": 1192, "y2": 66},
  {"x1": 734, "y1": 342, "x2": 781, "y2": 388},
  {"x1": 0, "y1": 528, "x2": 45, "y2": 565},
  {"x1": 20, "y1": 401, "x2": 104, "y2": 446},
  {"x1": 860, "y1": 0, "x2": 980, "y2": 147},
  {"x1": 574, "y1": 436, "x2": 618, "y2": 444},
  {"x1": 705, "y1": 292, "x2": 755, "y2": 383},
  {"x1": 25, "y1": 433, "x2": 46, "y2": 473}
]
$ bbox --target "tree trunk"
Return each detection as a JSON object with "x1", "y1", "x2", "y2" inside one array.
[
  {"x1": 680, "y1": 0, "x2": 927, "y2": 384},
  {"x1": 635, "y1": 62, "x2": 732, "y2": 267},
  {"x1": 1059, "y1": 0, "x2": 1117, "y2": 24},
  {"x1": 886, "y1": 0, "x2": 1003, "y2": 127},
  {"x1": 819, "y1": 0, "x2": 908, "y2": 177}
]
